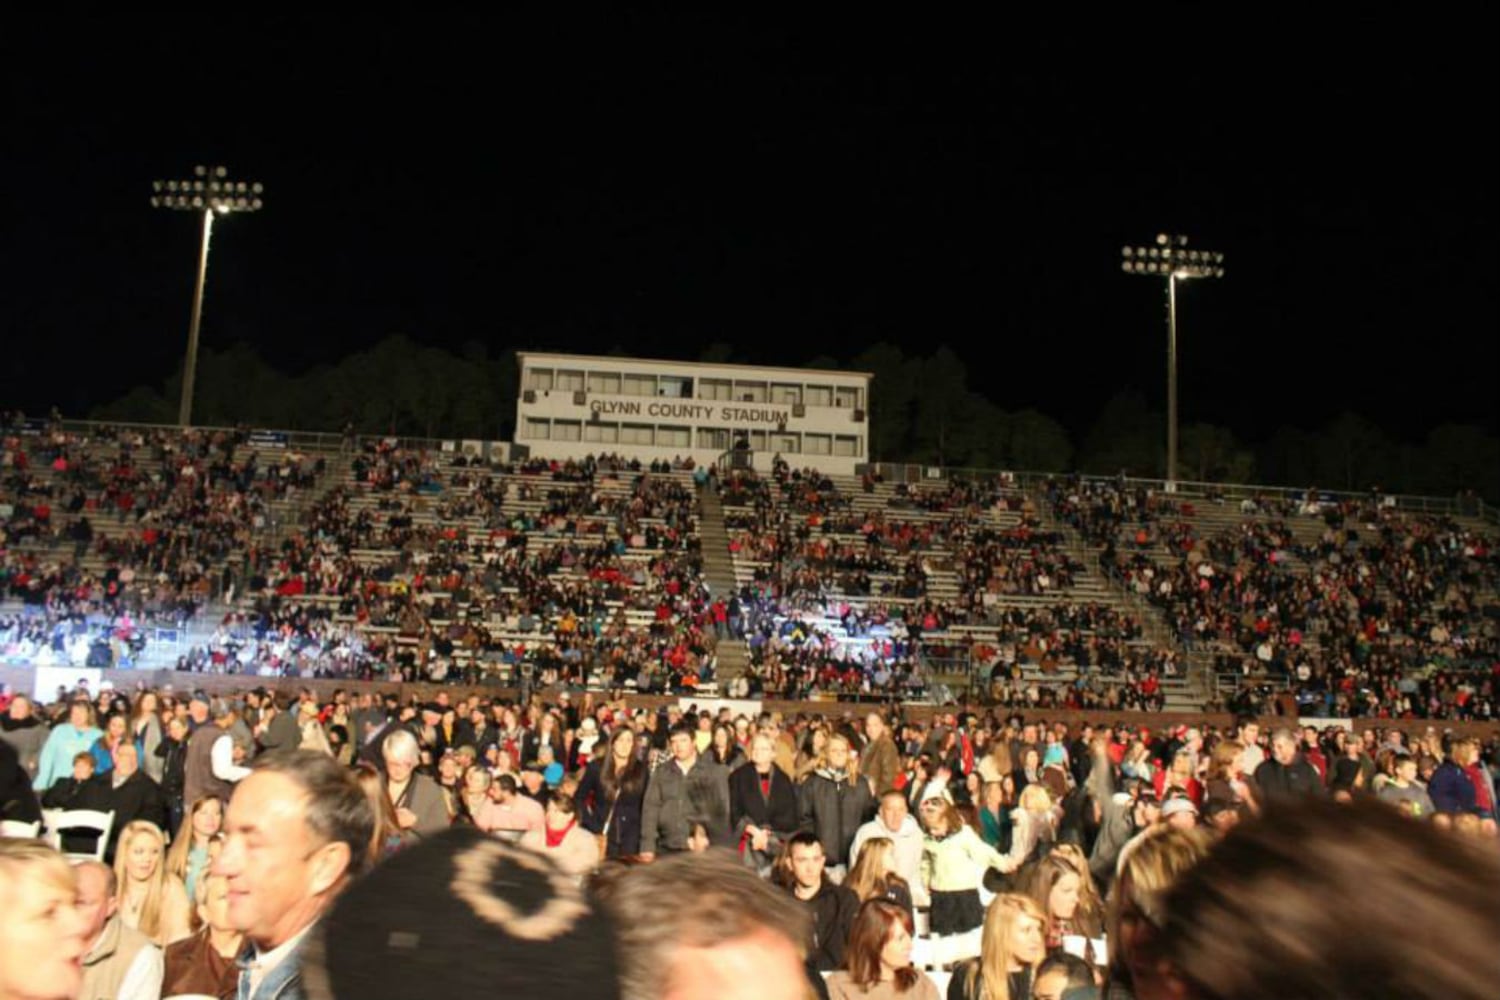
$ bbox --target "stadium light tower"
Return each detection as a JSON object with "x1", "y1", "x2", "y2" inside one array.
[
  {"x1": 1120, "y1": 233, "x2": 1225, "y2": 490},
  {"x1": 151, "y1": 165, "x2": 264, "y2": 427}
]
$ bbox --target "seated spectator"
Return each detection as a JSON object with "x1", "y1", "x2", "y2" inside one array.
[
  {"x1": 162, "y1": 874, "x2": 242, "y2": 1000},
  {"x1": 113, "y1": 820, "x2": 192, "y2": 946},
  {"x1": 75, "y1": 859, "x2": 165, "y2": 1000}
]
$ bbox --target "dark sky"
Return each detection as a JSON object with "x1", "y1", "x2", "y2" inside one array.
[{"x1": 5, "y1": 14, "x2": 1496, "y2": 442}]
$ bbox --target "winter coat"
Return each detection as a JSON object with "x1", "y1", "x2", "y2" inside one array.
[{"x1": 798, "y1": 768, "x2": 875, "y2": 867}]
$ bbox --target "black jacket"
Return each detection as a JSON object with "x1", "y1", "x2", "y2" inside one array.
[
  {"x1": 41, "y1": 775, "x2": 113, "y2": 854},
  {"x1": 155, "y1": 735, "x2": 187, "y2": 801},
  {"x1": 729, "y1": 764, "x2": 800, "y2": 839},
  {"x1": 0, "y1": 738, "x2": 41, "y2": 823},
  {"x1": 797, "y1": 769, "x2": 875, "y2": 867},
  {"x1": 574, "y1": 757, "x2": 648, "y2": 858},
  {"x1": 107, "y1": 771, "x2": 169, "y2": 857},
  {"x1": 799, "y1": 879, "x2": 860, "y2": 973},
  {"x1": 1254, "y1": 755, "x2": 1324, "y2": 800}
]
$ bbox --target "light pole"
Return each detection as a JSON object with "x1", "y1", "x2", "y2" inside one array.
[
  {"x1": 151, "y1": 165, "x2": 264, "y2": 427},
  {"x1": 1121, "y1": 233, "x2": 1224, "y2": 489}
]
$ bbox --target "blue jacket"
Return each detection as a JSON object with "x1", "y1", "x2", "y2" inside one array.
[
  {"x1": 34, "y1": 724, "x2": 103, "y2": 791},
  {"x1": 1428, "y1": 761, "x2": 1477, "y2": 816}
]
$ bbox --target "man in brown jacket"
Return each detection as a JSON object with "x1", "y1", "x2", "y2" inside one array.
[{"x1": 76, "y1": 860, "x2": 163, "y2": 1000}]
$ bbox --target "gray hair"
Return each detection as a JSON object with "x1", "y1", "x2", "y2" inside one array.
[{"x1": 382, "y1": 728, "x2": 421, "y2": 764}]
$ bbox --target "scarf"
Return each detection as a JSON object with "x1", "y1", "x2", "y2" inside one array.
[{"x1": 545, "y1": 818, "x2": 577, "y2": 848}]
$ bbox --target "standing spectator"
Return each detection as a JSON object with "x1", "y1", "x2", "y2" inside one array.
[
  {"x1": 861, "y1": 712, "x2": 902, "y2": 798},
  {"x1": 919, "y1": 795, "x2": 1006, "y2": 936},
  {"x1": 575, "y1": 726, "x2": 649, "y2": 859},
  {"x1": 798, "y1": 733, "x2": 876, "y2": 879},
  {"x1": 1378, "y1": 751, "x2": 1436, "y2": 819},
  {"x1": 850, "y1": 790, "x2": 929, "y2": 908},
  {"x1": 33, "y1": 699, "x2": 102, "y2": 791},
  {"x1": 75, "y1": 860, "x2": 164, "y2": 1000},
  {"x1": 0, "y1": 694, "x2": 48, "y2": 778},
  {"x1": 1, "y1": 736, "x2": 42, "y2": 828},
  {"x1": 519, "y1": 792, "x2": 598, "y2": 880},
  {"x1": 156, "y1": 716, "x2": 189, "y2": 834},
  {"x1": 729, "y1": 732, "x2": 800, "y2": 876},
  {"x1": 381, "y1": 729, "x2": 450, "y2": 839},
  {"x1": 487, "y1": 773, "x2": 546, "y2": 843},
  {"x1": 127, "y1": 692, "x2": 164, "y2": 784},
  {"x1": 1252, "y1": 729, "x2": 1323, "y2": 800},
  {"x1": 214, "y1": 750, "x2": 375, "y2": 1000},
  {"x1": 254, "y1": 696, "x2": 301, "y2": 756},
  {"x1": 183, "y1": 698, "x2": 250, "y2": 809},
  {"x1": 777, "y1": 830, "x2": 861, "y2": 974},
  {"x1": 639, "y1": 723, "x2": 731, "y2": 860},
  {"x1": 1429, "y1": 738, "x2": 1481, "y2": 823}
]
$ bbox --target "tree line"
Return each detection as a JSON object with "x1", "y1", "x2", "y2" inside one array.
[{"x1": 90, "y1": 336, "x2": 1499, "y2": 501}]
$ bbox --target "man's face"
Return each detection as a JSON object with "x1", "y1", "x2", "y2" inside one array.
[
  {"x1": 0, "y1": 865, "x2": 89, "y2": 1000},
  {"x1": 1273, "y1": 737, "x2": 1297, "y2": 765},
  {"x1": 215, "y1": 770, "x2": 343, "y2": 949},
  {"x1": 879, "y1": 795, "x2": 908, "y2": 833},
  {"x1": 1034, "y1": 969, "x2": 1073, "y2": 1000},
  {"x1": 113, "y1": 746, "x2": 138, "y2": 780},
  {"x1": 789, "y1": 843, "x2": 824, "y2": 890},
  {"x1": 1242, "y1": 723, "x2": 1260, "y2": 746},
  {"x1": 670, "y1": 732, "x2": 695, "y2": 763},
  {"x1": 73, "y1": 864, "x2": 116, "y2": 943}
]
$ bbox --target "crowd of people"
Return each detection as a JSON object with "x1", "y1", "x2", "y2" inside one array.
[
  {"x1": 1044, "y1": 475, "x2": 1499, "y2": 723},
  {"x1": 4, "y1": 676, "x2": 1497, "y2": 998}
]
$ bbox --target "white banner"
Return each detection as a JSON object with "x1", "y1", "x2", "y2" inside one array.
[
  {"x1": 1298, "y1": 717, "x2": 1354, "y2": 731},
  {"x1": 33, "y1": 667, "x2": 102, "y2": 704},
  {"x1": 677, "y1": 696, "x2": 763, "y2": 720}
]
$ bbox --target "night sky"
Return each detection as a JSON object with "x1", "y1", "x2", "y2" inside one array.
[{"x1": 6, "y1": 14, "x2": 1496, "y2": 443}]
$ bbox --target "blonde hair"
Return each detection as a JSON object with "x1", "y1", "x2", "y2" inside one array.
[
  {"x1": 846, "y1": 836, "x2": 906, "y2": 904},
  {"x1": 1107, "y1": 825, "x2": 1212, "y2": 984},
  {"x1": 113, "y1": 820, "x2": 173, "y2": 942},
  {"x1": 968, "y1": 893, "x2": 1047, "y2": 1000},
  {"x1": 0, "y1": 838, "x2": 75, "y2": 902},
  {"x1": 1018, "y1": 783, "x2": 1053, "y2": 814}
]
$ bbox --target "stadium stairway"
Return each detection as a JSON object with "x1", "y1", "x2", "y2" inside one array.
[{"x1": 696, "y1": 481, "x2": 751, "y2": 684}]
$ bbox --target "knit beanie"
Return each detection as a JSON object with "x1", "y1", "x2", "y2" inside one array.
[{"x1": 303, "y1": 826, "x2": 620, "y2": 999}]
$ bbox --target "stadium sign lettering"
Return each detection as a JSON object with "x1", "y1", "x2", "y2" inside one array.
[{"x1": 587, "y1": 399, "x2": 793, "y2": 426}]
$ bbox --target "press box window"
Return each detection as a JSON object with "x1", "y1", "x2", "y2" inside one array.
[
  {"x1": 698, "y1": 378, "x2": 733, "y2": 401},
  {"x1": 555, "y1": 370, "x2": 585, "y2": 392},
  {"x1": 553, "y1": 420, "x2": 582, "y2": 442},
  {"x1": 657, "y1": 425, "x2": 690, "y2": 448},
  {"x1": 584, "y1": 422, "x2": 619, "y2": 443},
  {"x1": 620, "y1": 423, "x2": 655, "y2": 445},
  {"x1": 805, "y1": 385, "x2": 833, "y2": 407},
  {"x1": 587, "y1": 372, "x2": 621, "y2": 395},
  {"x1": 804, "y1": 434, "x2": 832, "y2": 456},
  {"x1": 526, "y1": 369, "x2": 554, "y2": 392},
  {"x1": 623, "y1": 374, "x2": 658, "y2": 397},
  {"x1": 524, "y1": 418, "x2": 551, "y2": 440},
  {"x1": 834, "y1": 435, "x2": 860, "y2": 457}
]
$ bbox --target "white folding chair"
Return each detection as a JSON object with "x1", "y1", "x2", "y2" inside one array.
[
  {"x1": 0, "y1": 819, "x2": 42, "y2": 838},
  {"x1": 41, "y1": 809, "x2": 115, "y2": 861}
]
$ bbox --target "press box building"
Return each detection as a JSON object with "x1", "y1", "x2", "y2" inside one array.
[{"x1": 513, "y1": 352, "x2": 872, "y2": 474}]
